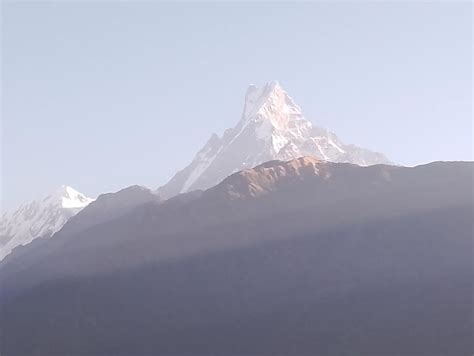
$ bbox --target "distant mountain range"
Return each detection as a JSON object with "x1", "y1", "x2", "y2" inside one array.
[
  {"x1": 1, "y1": 158, "x2": 472, "y2": 355},
  {"x1": 158, "y1": 81, "x2": 390, "y2": 198},
  {"x1": 0, "y1": 81, "x2": 390, "y2": 260}
]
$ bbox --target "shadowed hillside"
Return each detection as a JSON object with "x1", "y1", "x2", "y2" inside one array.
[{"x1": 1, "y1": 158, "x2": 472, "y2": 355}]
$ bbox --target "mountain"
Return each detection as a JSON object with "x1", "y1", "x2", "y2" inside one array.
[
  {"x1": 0, "y1": 186, "x2": 94, "y2": 261},
  {"x1": 1, "y1": 159, "x2": 472, "y2": 355},
  {"x1": 158, "y1": 81, "x2": 391, "y2": 199},
  {"x1": 0, "y1": 185, "x2": 161, "y2": 272}
]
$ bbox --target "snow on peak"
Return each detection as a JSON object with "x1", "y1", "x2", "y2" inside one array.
[
  {"x1": 0, "y1": 186, "x2": 95, "y2": 261},
  {"x1": 242, "y1": 80, "x2": 287, "y2": 121},
  {"x1": 241, "y1": 81, "x2": 311, "y2": 153},
  {"x1": 157, "y1": 81, "x2": 391, "y2": 199},
  {"x1": 51, "y1": 185, "x2": 95, "y2": 209}
]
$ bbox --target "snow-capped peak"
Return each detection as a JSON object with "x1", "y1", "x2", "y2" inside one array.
[
  {"x1": 157, "y1": 81, "x2": 391, "y2": 199},
  {"x1": 0, "y1": 186, "x2": 94, "y2": 261},
  {"x1": 51, "y1": 185, "x2": 95, "y2": 209},
  {"x1": 242, "y1": 80, "x2": 289, "y2": 121}
]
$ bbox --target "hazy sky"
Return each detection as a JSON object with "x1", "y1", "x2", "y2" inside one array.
[{"x1": 1, "y1": 1, "x2": 472, "y2": 209}]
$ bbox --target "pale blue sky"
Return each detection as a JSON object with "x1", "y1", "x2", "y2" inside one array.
[{"x1": 1, "y1": 1, "x2": 472, "y2": 209}]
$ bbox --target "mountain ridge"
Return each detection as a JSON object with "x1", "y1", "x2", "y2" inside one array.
[{"x1": 2, "y1": 159, "x2": 470, "y2": 292}]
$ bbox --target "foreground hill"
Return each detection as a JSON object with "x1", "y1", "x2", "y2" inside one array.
[{"x1": 1, "y1": 158, "x2": 472, "y2": 355}]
